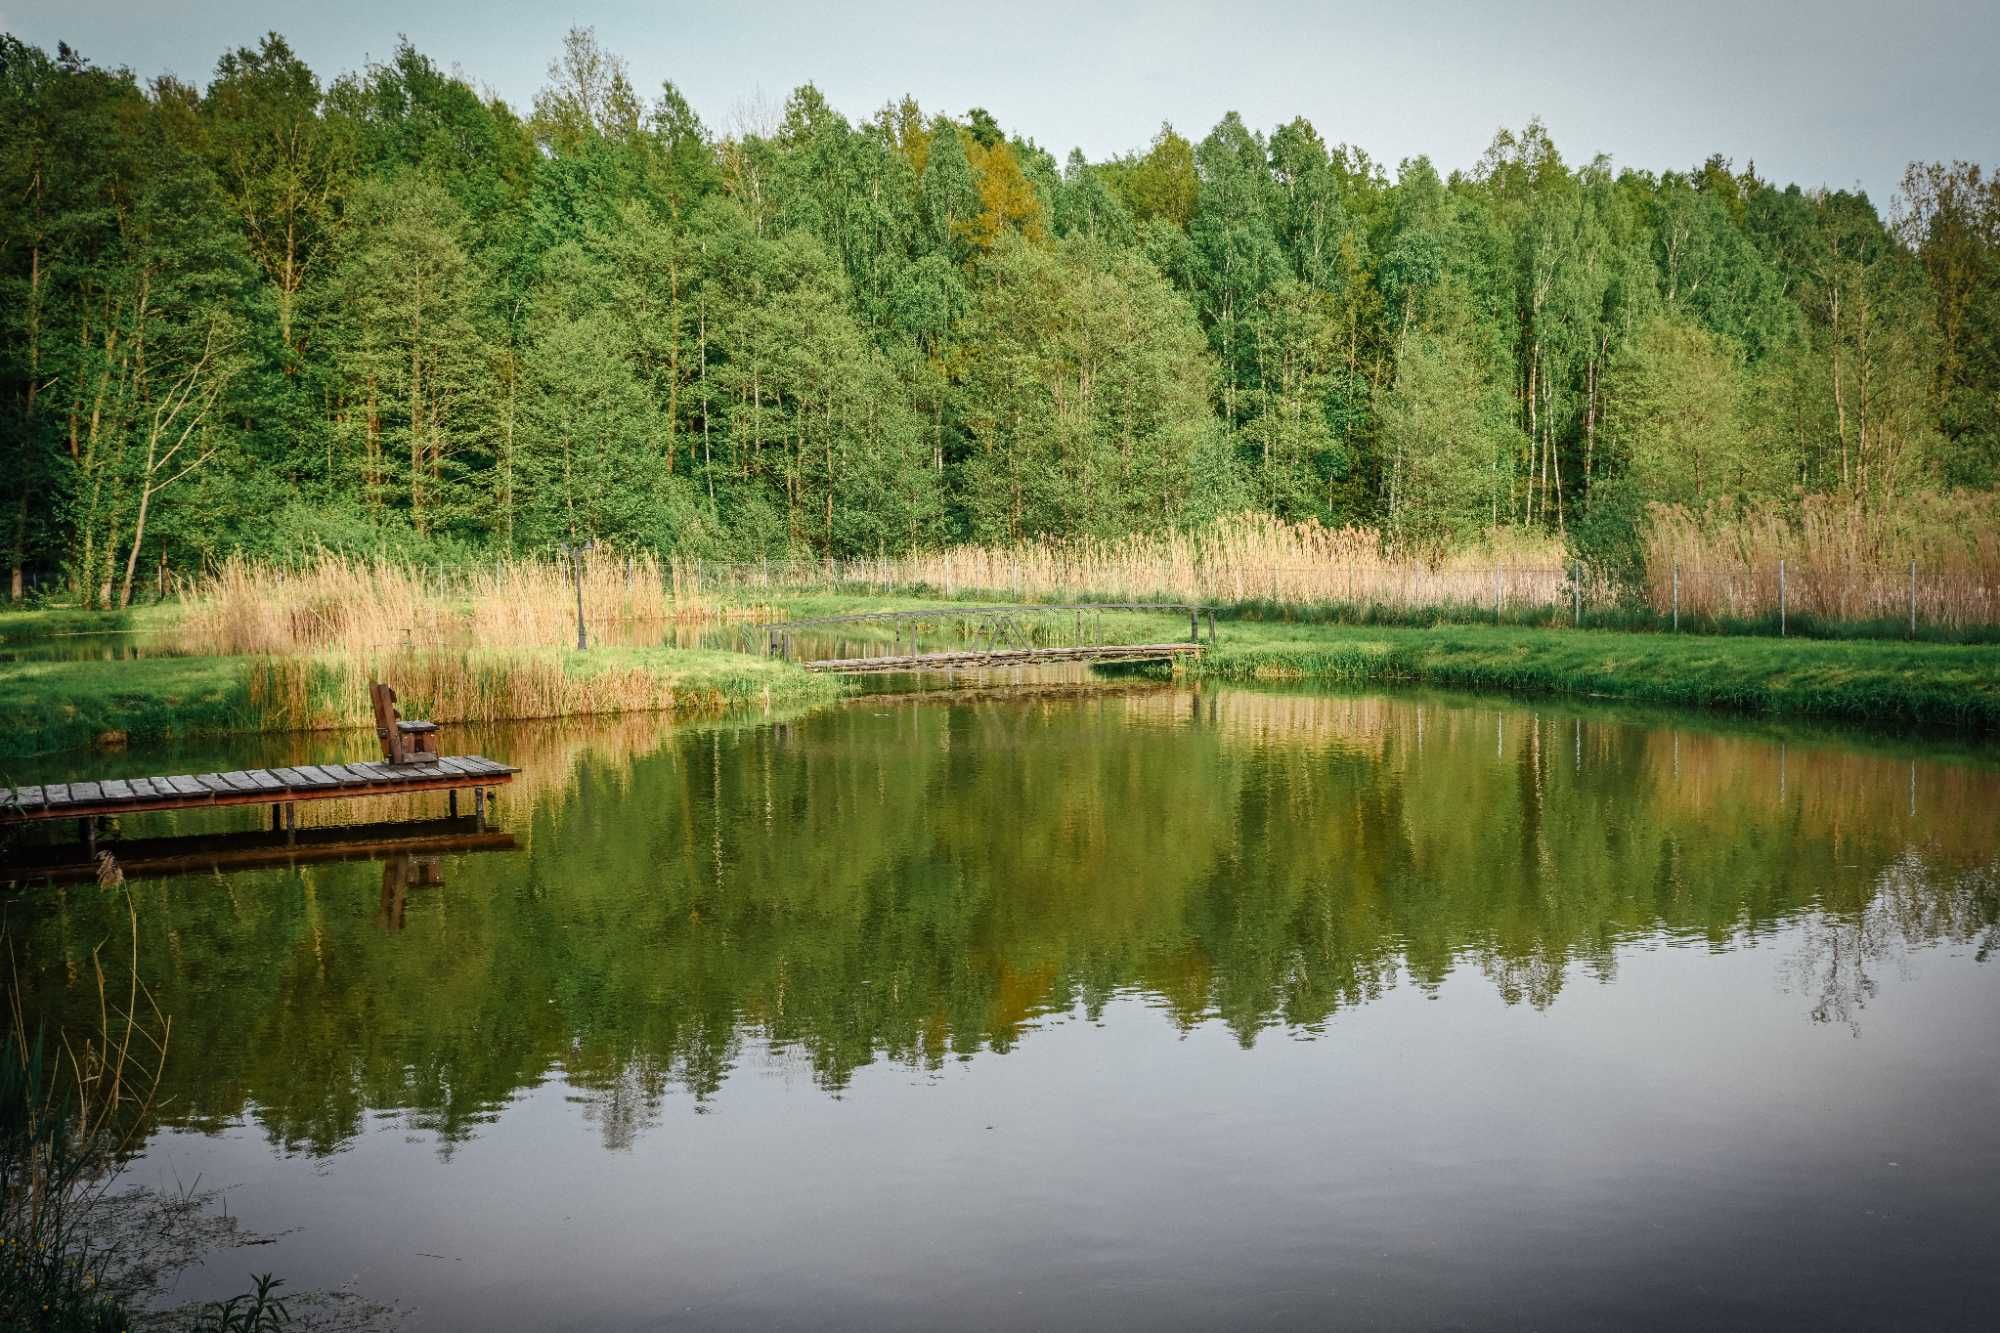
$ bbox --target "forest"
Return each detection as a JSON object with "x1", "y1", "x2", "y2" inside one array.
[{"x1": 2, "y1": 27, "x2": 1996, "y2": 607}]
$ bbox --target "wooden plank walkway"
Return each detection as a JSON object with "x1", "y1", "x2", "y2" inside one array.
[
  {"x1": 0, "y1": 755, "x2": 515, "y2": 825},
  {"x1": 801, "y1": 643, "x2": 1205, "y2": 674}
]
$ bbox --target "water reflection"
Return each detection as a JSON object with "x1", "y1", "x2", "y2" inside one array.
[{"x1": 8, "y1": 687, "x2": 1997, "y2": 1159}]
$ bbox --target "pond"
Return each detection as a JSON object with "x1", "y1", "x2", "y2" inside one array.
[{"x1": 7, "y1": 684, "x2": 1999, "y2": 1329}]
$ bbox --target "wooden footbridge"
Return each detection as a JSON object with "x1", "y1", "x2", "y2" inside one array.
[
  {"x1": 1, "y1": 684, "x2": 514, "y2": 851},
  {"x1": 761, "y1": 602, "x2": 1217, "y2": 675}
]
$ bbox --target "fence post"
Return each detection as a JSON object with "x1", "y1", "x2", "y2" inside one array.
[
  {"x1": 1779, "y1": 559, "x2": 1786, "y2": 637},
  {"x1": 1672, "y1": 563, "x2": 1679, "y2": 633},
  {"x1": 1909, "y1": 559, "x2": 1917, "y2": 639},
  {"x1": 1189, "y1": 606, "x2": 1199, "y2": 643}
]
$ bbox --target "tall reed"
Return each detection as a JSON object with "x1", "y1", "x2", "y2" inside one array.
[
  {"x1": 2, "y1": 899, "x2": 169, "y2": 1330},
  {"x1": 784, "y1": 515, "x2": 1574, "y2": 611},
  {"x1": 1642, "y1": 492, "x2": 2000, "y2": 628},
  {"x1": 245, "y1": 648, "x2": 770, "y2": 733},
  {"x1": 175, "y1": 552, "x2": 724, "y2": 657}
]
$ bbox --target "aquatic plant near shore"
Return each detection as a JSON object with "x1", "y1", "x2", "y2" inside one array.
[
  {"x1": 244, "y1": 645, "x2": 843, "y2": 734},
  {"x1": 1, "y1": 899, "x2": 167, "y2": 1331}
]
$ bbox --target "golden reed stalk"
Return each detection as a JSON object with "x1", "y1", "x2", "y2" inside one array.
[
  {"x1": 1641, "y1": 493, "x2": 2000, "y2": 627},
  {"x1": 836, "y1": 515, "x2": 1573, "y2": 609},
  {"x1": 175, "y1": 552, "x2": 726, "y2": 656}
]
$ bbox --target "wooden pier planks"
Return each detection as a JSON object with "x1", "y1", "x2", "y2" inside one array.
[{"x1": 1, "y1": 755, "x2": 517, "y2": 825}]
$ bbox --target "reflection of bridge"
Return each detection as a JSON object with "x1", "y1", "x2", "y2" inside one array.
[{"x1": 763, "y1": 602, "x2": 1217, "y2": 675}]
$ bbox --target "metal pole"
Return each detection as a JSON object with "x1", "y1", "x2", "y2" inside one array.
[
  {"x1": 1909, "y1": 559, "x2": 1917, "y2": 638},
  {"x1": 1672, "y1": 563, "x2": 1679, "y2": 632},
  {"x1": 1494, "y1": 565, "x2": 1501, "y2": 623},
  {"x1": 1779, "y1": 559, "x2": 1786, "y2": 637}
]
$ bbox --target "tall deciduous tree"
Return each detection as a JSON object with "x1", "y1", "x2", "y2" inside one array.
[
  {"x1": 319, "y1": 175, "x2": 489, "y2": 535},
  {"x1": 1602, "y1": 317, "x2": 1771, "y2": 509}
]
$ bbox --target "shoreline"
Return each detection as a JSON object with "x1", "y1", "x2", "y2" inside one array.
[
  {"x1": 5, "y1": 600, "x2": 1997, "y2": 761},
  {"x1": 1156, "y1": 622, "x2": 2000, "y2": 733}
]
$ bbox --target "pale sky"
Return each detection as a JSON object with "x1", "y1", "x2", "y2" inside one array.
[{"x1": 6, "y1": 0, "x2": 1993, "y2": 207}]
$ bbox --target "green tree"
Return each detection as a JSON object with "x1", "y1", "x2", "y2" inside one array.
[
  {"x1": 1602, "y1": 317, "x2": 1770, "y2": 508},
  {"x1": 1378, "y1": 323, "x2": 1519, "y2": 557},
  {"x1": 202, "y1": 32, "x2": 351, "y2": 354},
  {"x1": 956, "y1": 237, "x2": 1236, "y2": 540},
  {"x1": 317, "y1": 175, "x2": 490, "y2": 536}
]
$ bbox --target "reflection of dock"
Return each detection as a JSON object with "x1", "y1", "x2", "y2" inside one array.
[{"x1": 5, "y1": 818, "x2": 518, "y2": 886}]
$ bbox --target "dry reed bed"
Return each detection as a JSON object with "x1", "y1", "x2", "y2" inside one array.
[
  {"x1": 1642, "y1": 494, "x2": 2000, "y2": 627},
  {"x1": 175, "y1": 553, "x2": 724, "y2": 656},
  {"x1": 246, "y1": 649, "x2": 737, "y2": 734},
  {"x1": 828, "y1": 515, "x2": 1575, "y2": 609}
]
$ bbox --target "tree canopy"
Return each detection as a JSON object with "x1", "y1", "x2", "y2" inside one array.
[{"x1": 1, "y1": 29, "x2": 1993, "y2": 600}]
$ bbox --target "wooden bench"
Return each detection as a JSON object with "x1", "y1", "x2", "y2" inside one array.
[{"x1": 371, "y1": 682, "x2": 441, "y2": 765}]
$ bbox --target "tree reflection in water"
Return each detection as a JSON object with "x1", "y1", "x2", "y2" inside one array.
[{"x1": 11, "y1": 686, "x2": 1998, "y2": 1155}]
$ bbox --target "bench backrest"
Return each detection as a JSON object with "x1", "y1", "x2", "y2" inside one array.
[{"x1": 370, "y1": 682, "x2": 408, "y2": 763}]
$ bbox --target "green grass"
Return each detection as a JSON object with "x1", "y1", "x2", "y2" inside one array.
[
  {"x1": 744, "y1": 580, "x2": 2000, "y2": 644},
  {"x1": 1166, "y1": 621, "x2": 2000, "y2": 732},
  {"x1": 5, "y1": 599, "x2": 1994, "y2": 755},
  {"x1": 0, "y1": 645, "x2": 845, "y2": 759},
  {"x1": 0, "y1": 654, "x2": 254, "y2": 756},
  {"x1": 0, "y1": 604, "x2": 180, "y2": 643}
]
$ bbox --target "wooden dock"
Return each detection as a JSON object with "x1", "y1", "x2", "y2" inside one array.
[
  {"x1": 801, "y1": 643, "x2": 1205, "y2": 674},
  {"x1": 1, "y1": 755, "x2": 515, "y2": 834}
]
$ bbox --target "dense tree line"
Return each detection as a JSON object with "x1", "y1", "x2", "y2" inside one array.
[{"x1": 2, "y1": 28, "x2": 1996, "y2": 602}]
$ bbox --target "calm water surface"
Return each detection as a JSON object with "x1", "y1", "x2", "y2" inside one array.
[{"x1": 8, "y1": 685, "x2": 2000, "y2": 1330}]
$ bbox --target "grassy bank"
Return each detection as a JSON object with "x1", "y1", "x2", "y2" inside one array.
[
  {"x1": 1165, "y1": 622, "x2": 2000, "y2": 732},
  {"x1": 0, "y1": 645, "x2": 844, "y2": 758}
]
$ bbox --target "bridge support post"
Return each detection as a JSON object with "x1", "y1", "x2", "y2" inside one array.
[{"x1": 475, "y1": 786, "x2": 487, "y2": 832}]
